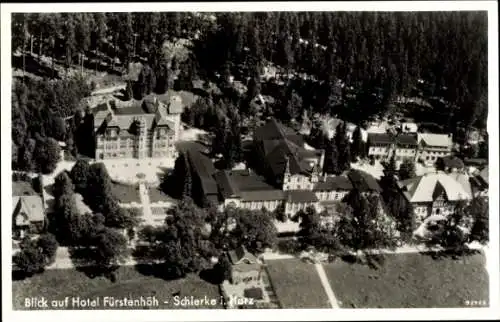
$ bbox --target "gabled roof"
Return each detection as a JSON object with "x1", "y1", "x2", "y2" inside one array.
[
  {"x1": 13, "y1": 195, "x2": 45, "y2": 223},
  {"x1": 398, "y1": 172, "x2": 472, "y2": 203},
  {"x1": 348, "y1": 170, "x2": 382, "y2": 192},
  {"x1": 254, "y1": 118, "x2": 304, "y2": 146},
  {"x1": 418, "y1": 133, "x2": 452, "y2": 148},
  {"x1": 254, "y1": 118, "x2": 319, "y2": 178},
  {"x1": 185, "y1": 149, "x2": 218, "y2": 195},
  {"x1": 228, "y1": 246, "x2": 257, "y2": 265},
  {"x1": 214, "y1": 171, "x2": 239, "y2": 198},
  {"x1": 95, "y1": 99, "x2": 176, "y2": 138},
  {"x1": 432, "y1": 181, "x2": 448, "y2": 201},
  {"x1": 265, "y1": 140, "x2": 313, "y2": 176},
  {"x1": 313, "y1": 176, "x2": 353, "y2": 191},
  {"x1": 448, "y1": 172, "x2": 473, "y2": 197},
  {"x1": 214, "y1": 170, "x2": 280, "y2": 200}
]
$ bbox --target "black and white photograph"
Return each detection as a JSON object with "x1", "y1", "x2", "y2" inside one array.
[{"x1": 1, "y1": 2, "x2": 498, "y2": 321}]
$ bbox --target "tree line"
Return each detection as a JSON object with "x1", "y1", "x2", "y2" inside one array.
[
  {"x1": 12, "y1": 77, "x2": 92, "y2": 173},
  {"x1": 12, "y1": 12, "x2": 487, "y2": 129}
]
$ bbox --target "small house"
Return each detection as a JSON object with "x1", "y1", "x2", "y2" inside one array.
[
  {"x1": 12, "y1": 195, "x2": 46, "y2": 239},
  {"x1": 227, "y1": 246, "x2": 262, "y2": 285}
]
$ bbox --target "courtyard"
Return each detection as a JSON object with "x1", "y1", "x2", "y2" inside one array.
[{"x1": 103, "y1": 157, "x2": 174, "y2": 185}]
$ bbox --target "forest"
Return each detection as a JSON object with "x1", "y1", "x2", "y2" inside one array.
[{"x1": 11, "y1": 11, "x2": 488, "y2": 171}]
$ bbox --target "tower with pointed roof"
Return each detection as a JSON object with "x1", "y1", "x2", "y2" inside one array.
[{"x1": 282, "y1": 155, "x2": 291, "y2": 191}]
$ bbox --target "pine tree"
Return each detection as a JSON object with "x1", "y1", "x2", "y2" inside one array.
[
  {"x1": 351, "y1": 126, "x2": 365, "y2": 161},
  {"x1": 334, "y1": 123, "x2": 351, "y2": 173},
  {"x1": 398, "y1": 159, "x2": 416, "y2": 180},
  {"x1": 323, "y1": 138, "x2": 339, "y2": 175}
]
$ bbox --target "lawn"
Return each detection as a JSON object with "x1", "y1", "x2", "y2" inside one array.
[
  {"x1": 323, "y1": 252, "x2": 489, "y2": 308},
  {"x1": 265, "y1": 258, "x2": 331, "y2": 308},
  {"x1": 110, "y1": 182, "x2": 140, "y2": 203},
  {"x1": 13, "y1": 266, "x2": 222, "y2": 310},
  {"x1": 12, "y1": 181, "x2": 36, "y2": 196},
  {"x1": 148, "y1": 187, "x2": 175, "y2": 203}
]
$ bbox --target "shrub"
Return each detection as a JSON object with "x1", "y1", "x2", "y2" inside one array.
[{"x1": 277, "y1": 239, "x2": 302, "y2": 255}]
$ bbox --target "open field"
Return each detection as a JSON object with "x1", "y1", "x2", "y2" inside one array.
[
  {"x1": 13, "y1": 266, "x2": 222, "y2": 310},
  {"x1": 265, "y1": 258, "x2": 331, "y2": 308},
  {"x1": 110, "y1": 182, "x2": 140, "y2": 204},
  {"x1": 323, "y1": 252, "x2": 489, "y2": 308}
]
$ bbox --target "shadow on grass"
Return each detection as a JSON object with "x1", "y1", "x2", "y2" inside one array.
[
  {"x1": 420, "y1": 247, "x2": 481, "y2": 261},
  {"x1": 134, "y1": 263, "x2": 186, "y2": 281},
  {"x1": 12, "y1": 269, "x2": 43, "y2": 281},
  {"x1": 68, "y1": 247, "x2": 119, "y2": 282},
  {"x1": 339, "y1": 253, "x2": 386, "y2": 270},
  {"x1": 199, "y1": 268, "x2": 224, "y2": 285},
  {"x1": 131, "y1": 246, "x2": 187, "y2": 281}
]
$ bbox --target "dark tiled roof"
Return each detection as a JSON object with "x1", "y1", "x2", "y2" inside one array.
[
  {"x1": 368, "y1": 133, "x2": 418, "y2": 146},
  {"x1": 368, "y1": 133, "x2": 393, "y2": 145},
  {"x1": 266, "y1": 141, "x2": 307, "y2": 175},
  {"x1": 244, "y1": 288, "x2": 264, "y2": 300},
  {"x1": 254, "y1": 118, "x2": 304, "y2": 146},
  {"x1": 114, "y1": 103, "x2": 149, "y2": 115},
  {"x1": 214, "y1": 170, "x2": 278, "y2": 199},
  {"x1": 254, "y1": 118, "x2": 319, "y2": 178},
  {"x1": 313, "y1": 176, "x2": 353, "y2": 191},
  {"x1": 185, "y1": 149, "x2": 218, "y2": 195},
  {"x1": 214, "y1": 171, "x2": 239, "y2": 198},
  {"x1": 396, "y1": 134, "x2": 418, "y2": 146},
  {"x1": 240, "y1": 190, "x2": 286, "y2": 202},
  {"x1": 348, "y1": 169, "x2": 382, "y2": 192},
  {"x1": 287, "y1": 190, "x2": 318, "y2": 203},
  {"x1": 228, "y1": 246, "x2": 257, "y2": 265}
]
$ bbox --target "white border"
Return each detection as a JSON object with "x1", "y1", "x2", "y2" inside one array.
[{"x1": 1, "y1": 2, "x2": 499, "y2": 322}]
